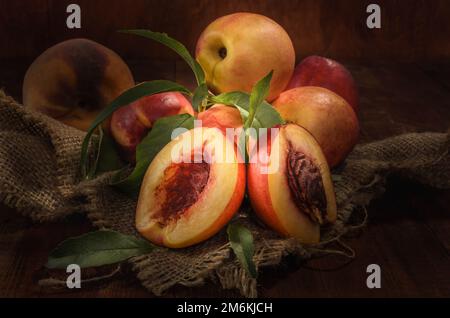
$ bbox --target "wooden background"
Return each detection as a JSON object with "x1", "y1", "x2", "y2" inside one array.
[
  {"x1": 0, "y1": 0, "x2": 449, "y2": 298},
  {"x1": 1, "y1": 0, "x2": 450, "y2": 62}
]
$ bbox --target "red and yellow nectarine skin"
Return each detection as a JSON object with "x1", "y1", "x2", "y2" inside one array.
[
  {"x1": 23, "y1": 38, "x2": 135, "y2": 131},
  {"x1": 195, "y1": 12, "x2": 295, "y2": 102},
  {"x1": 247, "y1": 124, "x2": 337, "y2": 244},
  {"x1": 197, "y1": 104, "x2": 243, "y2": 134},
  {"x1": 273, "y1": 86, "x2": 359, "y2": 168},
  {"x1": 111, "y1": 92, "x2": 194, "y2": 162},
  {"x1": 197, "y1": 104, "x2": 248, "y2": 162},
  {"x1": 136, "y1": 127, "x2": 245, "y2": 248},
  {"x1": 286, "y1": 55, "x2": 359, "y2": 113}
]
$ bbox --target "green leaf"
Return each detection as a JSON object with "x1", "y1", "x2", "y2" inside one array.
[
  {"x1": 120, "y1": 30, "x2": 205, "y2": 85},
  {"x1": 88, "y1": 127, "x2": 124, "y2": 178},
  {"x1": 227, "y1": 223, "x2": 257, "y2": 278},
  {"x1": 245, "y1": 71, "x2": 273, "y2": 129},
  {"x1": 211, "y1": 91, "x2": 284, "y2": 129},
  {"x1": 114, "y1": 113, "x2": 195, "y2": 194},
  {"x1": 80, "y1": 80, "x2": 191, "y2": 179},
  {"x1": 192, "y1": 83, "x2": 209, "y2": 112},
  {"x1": 46, "y1": 230, "x2": 154, "y2": 269}
]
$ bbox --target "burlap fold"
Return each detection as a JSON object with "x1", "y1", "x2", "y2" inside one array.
[{"x1": 1, "y1": 90, "x2": 449, "y2": 297}]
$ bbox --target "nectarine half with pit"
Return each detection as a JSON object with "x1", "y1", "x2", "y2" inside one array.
[
  {"x1": 247, "y1": 124, "x2": 337, "y2": 244},
  {"x1": 273, "y1": 87, "x2": 359, "y2": 168},
  {"x1": 23, "y1": 38, "x2": 135, "y2": 131},
  {"x1": 195, "y1": 12, "x2": 295, "y2": 102},
  {"x1": 136, "y1": 127, "x2": 245, "y2": 248},
  {"x1": 111, "y1": 92, "x2": 194, "y2": 163}
]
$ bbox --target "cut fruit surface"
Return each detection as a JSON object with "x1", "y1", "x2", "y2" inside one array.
[
  {"x1": 247, "y1": 124, "x2": 337, "y2": 244},
  {"x1": 136, "y1": 127, "x2": 245, "y2": 248}
]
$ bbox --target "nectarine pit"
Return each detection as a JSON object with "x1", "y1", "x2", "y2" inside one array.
[
  {"x1": 287, "y1": 149, "x2": 327, "y2": 224},
  {"x1": 155, "y1": 161, "x2": 210, "y2": 225}
]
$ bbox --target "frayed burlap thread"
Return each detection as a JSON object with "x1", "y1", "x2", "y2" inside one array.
[{"x1": 1, "y1": 91, "x2": 449, "y2": 297}]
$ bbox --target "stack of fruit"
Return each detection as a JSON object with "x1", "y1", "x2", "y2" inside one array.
[{"x1": 22, "y1": 13, "x2": 359, "y2": 250}]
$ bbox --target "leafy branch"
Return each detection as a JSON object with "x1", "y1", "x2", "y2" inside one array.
[{"x1": 119, "y1": 30, "x2": 205, "y2": 85}]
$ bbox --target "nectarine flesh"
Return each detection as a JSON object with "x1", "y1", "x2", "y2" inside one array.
[
  {"x1": 136, "y1": 127, "x2": 245, "y2": 248},
  {"x1": 248, "y1": 124, "x2": 337, "y2": 244}
]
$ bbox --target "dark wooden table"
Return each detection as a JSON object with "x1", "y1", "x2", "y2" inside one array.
[{"x1": 0, "y1": 59, "x2": 449, "y2": 297}]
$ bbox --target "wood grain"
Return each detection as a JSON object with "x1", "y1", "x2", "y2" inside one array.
[{"x1": 0, "y1": 0, "x2": 449, "y2": 62}]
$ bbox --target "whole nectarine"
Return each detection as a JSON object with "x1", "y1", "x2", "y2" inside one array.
[
  {"x1": 111, "y1": 92, "x2": 194, "y2": 163},
  {"x1": 273, "y1": 87, "x2": 359, "y2": 168},
  {"x1": 286, "y1": 55, "x2": 359, "y2": 112},
  {"x1": 23, "y1": 38, "x2": 135, "y2": 131},
  {"x1": 195, "y1": 13, "x2": 295, "y2": 102}
]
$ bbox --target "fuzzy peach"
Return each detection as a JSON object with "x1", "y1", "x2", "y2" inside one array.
[
  {"x1": 136, "y1": 127, "x2": 245, "y2": 248},
  {"x1": 273, "y1": 87, "x2": 359, "y2": 168},
  {"x1": 23, "y1": 38, "x2": 134, "y2": 131},
  {"x1": 247, "y1": 124, "x2": 337, "y2": 243}
]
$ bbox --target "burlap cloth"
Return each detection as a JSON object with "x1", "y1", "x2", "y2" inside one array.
[{"x1": 1, "y1": 90, "x2": 449, "y2": 297}]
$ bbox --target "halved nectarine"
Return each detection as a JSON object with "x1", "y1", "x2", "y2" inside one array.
[
  {"x1": 136, "y1": 127, "x2": 245, "y2": 248},
  {"x1": 247, "y1": 124, "x2": 337, "y2": 244}
]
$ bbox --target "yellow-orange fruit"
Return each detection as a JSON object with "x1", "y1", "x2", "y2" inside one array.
[
  {"x1": 136, "y1": 127, "x2": 245, "y2": 248},
  {"x1": 287, "y1": 55, "x2": 359, "y2": 113},
  {"x1": 247, "y1": 124, "x2": 337, "y2": 244},
  {"x1": 195, "y1": 12, "x2": 295, "y2": 101},
  {"x1": 197, "y1": 104, "x2": 243, "y2": 133},
  {"x1": 23, "y1": 38, "x2": 135, "y2": 131},
  {"x1": 273, "y1": 86, "x2": 359, "y2": 167}
]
